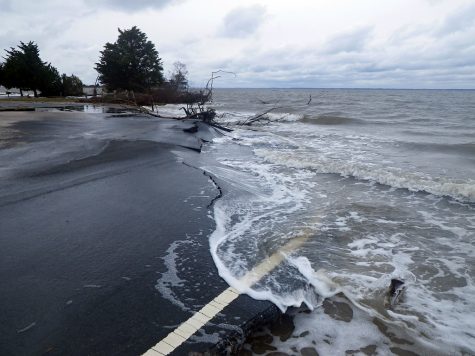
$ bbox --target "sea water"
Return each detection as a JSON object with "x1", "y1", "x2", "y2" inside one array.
[{"x1": 165, "y1": 89, "x2": 475, "y2": 355}]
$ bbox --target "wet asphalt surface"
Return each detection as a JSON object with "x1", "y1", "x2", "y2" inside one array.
[{"x1": 0, "y1": 106, "x2": 272, "y2": 355}]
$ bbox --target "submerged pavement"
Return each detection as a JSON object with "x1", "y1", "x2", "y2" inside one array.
[{"x1": 0, "y1": 106, "x2": 274, "y2": 355}]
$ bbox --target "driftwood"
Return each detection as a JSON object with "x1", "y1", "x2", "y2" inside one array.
[
  {"x1": 100, "y1": 71, "x2": 323, "y2": 132},
  {"x1": 233, "y1": 93, "x2": 316, "y2": 127},
  {"x1": 257, "y1": 98, "x2": 270, "y2": 104},
  {"x1": 164, "y1": 69, "x2": 236, "y2": 131},
  {"x1": 123, "y1": 101, "x2": 233, "y2": 132},
  {"x1": 235, "y1": 106, "x2": 289, "y2": 126},
  {"x1": 237, "y1": 107, "x2": 277, "y2": 126},
  {"x1": 181, "y1": 103, "x2": 215, "y2": 123},
  {"x1": 97, "y1": 70, "x2": 235, "y2": 133},
  {"x1": 204, "y1": 70, "x2": 236, "y2": 100}
]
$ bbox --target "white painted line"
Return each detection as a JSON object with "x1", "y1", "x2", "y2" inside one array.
[
  {"x1": 190, "y1": 312, "x2": 210, "y2": 324},
  {"x1": 173, "y1": 327, "x2": 190, "y2": 340},
  {"x1": 239, "y1": 234, "x2": 310, "y2": 287},
  {"x1": 144, "y1": 229, "x2": 314, "y2": 355},
  {"x1": 177, "y1": 322, "x2": 198, "y2": 336},
  {"x1": 186, "y1": 317, "x2": 203, "y2": 329},
  {"x1": 209, "y1": 298, "x2": 226, "y2": 309},
  {"x1": 152, "y1": 340, "x2": 174, "y2": 355},
  {"x1": 200, "y1": 303, "x2": 221, "y2": 318},
  {"x1": 162, "y1": 332, "x2": 186, "y2": 348},
  {"x1": 177, "y1": 329, "x2": 194, "y2": 340}
]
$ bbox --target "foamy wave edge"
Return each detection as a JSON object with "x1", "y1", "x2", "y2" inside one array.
[{"x1": 255, "y1": 150, "x2": 475, "y2": 203}]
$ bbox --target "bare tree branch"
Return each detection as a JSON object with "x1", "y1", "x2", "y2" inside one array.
[{"x1": 236, "y1": 106, "x2": 287, "y2": 126}]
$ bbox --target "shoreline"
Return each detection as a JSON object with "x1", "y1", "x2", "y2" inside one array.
[{"x1": 0, "y1": 98, "x2": 139, "y2": 111}]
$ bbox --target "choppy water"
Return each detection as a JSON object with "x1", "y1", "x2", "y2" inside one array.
[{"x1": 162, "y1": 89, "x2": 475, "y2": 355}]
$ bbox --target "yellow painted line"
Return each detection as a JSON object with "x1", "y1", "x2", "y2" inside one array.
[{"x1": 145, "y1": 228, "x2": 314, "y2": 355}]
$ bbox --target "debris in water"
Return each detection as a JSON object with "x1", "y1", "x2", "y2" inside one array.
[{"x1": 386, "y1": 279, "x2": 405, "y2": 307}]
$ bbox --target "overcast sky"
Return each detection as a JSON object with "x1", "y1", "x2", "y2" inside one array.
[{"x1": 1, "y1": 0, "x2": 474, "y2": 88}]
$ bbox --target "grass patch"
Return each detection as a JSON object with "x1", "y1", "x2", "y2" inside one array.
[{"x1": 0, "y1": 97, "x2": 82, "y2": 103}]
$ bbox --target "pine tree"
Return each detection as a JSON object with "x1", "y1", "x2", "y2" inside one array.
[
  {"x1": 1, "y1": 41, "x2": 61, "y2": 97},
  {"x1": 0, "y1": 63, "x2": 4, "y2": 89},
  {"x1": 95, "y1": 26, "x2": 164, "y2": 92},
  {"x1": 38, "y1": 64, "x2": 62, "y2": 97},
  {"x1": 61, "y1": 74, "x2": 84, "y2": 96}
]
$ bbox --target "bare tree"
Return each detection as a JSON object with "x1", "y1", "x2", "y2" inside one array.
[{"x1": 169, "y1": 61, "x2": 189, "y2": 91}]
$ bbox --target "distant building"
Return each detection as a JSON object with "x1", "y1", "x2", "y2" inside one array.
[
  {"x1": 83, "y1": 85, "x2": 104, "y2": 96},
  {"x1": 0, "y1": 85, "x2": 34, "y2": 97}
]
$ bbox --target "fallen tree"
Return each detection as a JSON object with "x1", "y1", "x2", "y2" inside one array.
[
  {"x1": 103, "y1": 78, "x2": 234, "y2": 132},
  {"x1": 235, "y1": 107, "x2": 286, "y2": 126},
  {"x1": 145, "y1": 69, "x2": 235, "y2": 132},
  {"x1": 84, "y1": 70, "x2": 312, "y2": 133}
]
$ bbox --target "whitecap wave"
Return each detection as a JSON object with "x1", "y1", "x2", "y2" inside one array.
[{"x1": 255, "y1": 148, "x2": 475, "y2": 202}]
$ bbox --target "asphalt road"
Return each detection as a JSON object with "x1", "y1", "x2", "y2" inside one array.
[{"x1": 0, "y1": 107, "x2": 273, "y2": 355}]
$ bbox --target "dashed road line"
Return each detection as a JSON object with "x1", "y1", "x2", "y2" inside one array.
[
  {"x1": 145, "y1": 229, "x2": 313, "y2": 355},
  {"x1": 147, "y1": 287, "x2": 239, "y2": 355}
]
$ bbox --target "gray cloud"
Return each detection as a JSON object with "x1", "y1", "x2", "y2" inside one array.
[
  {"x1": 0, "y1": 0, "x2": 11, "y2": 11},
  {"x1": 0, "y1": 1, "x2": 474, "y2": 88},
  {"x1": 221, "y1": 5, "x2": 267, "y2": 38},
  {"x1": 436, "y1": 3, "x2": 475, "y2": 36},
  {"x1": 207, "y1": 17, "x2": 475, "y2": 89},
  {"x1": 87, "y1": 0, "x2": 182, "y2": 12},
  {"x1": 323, "y1": 27, "x2": 373, "y2": 54}
]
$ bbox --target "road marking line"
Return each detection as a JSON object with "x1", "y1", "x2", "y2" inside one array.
[
  {"x1": 172, "y1": 328, "x2": 190, "y2": 340},
  {"x1": 148, "y1": 287, "x2": 239, "y2": 355},
  {"x1": 200, "y1": 303, "x2": 222, "y2": 318},
  {"x1": 210, "y1": 298, "x2": 226, "y2": 308},
  {"x1": 152, "y1": 340, "x2": 174, "y2": 354},
  {"x1": 177, "y1": 322, "x2": 198, "y2": 335},
  {"x1": 190, "y1": 311, "x2": 210, "y2": 324},
  {"x1": 186, "y1": 317, "x2": 203, "y2": 329},
  {"x1": 162, "y1": 332, "x2": 186, "y2": 348},
  {"x1": 145, "y1": 229, "x2": 314, "y2": 355},
  {"x1": 238, "y1": 234, "x2": 310, "y2": 287}
]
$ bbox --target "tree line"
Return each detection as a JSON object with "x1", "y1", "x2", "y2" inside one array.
[
  {"x1": 0, "y1": 26, "x2": 189, "y2": 98},
  {"x1": 0, "y1": 41, "x2": 83, "y2": 97}
]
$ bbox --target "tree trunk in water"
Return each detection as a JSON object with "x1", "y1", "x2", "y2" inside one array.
[
  {"x1": 131, "y1": 90, "x2": 136, "y2": 105},
  {"x1": 33, "y1": 89, "x2": 38, "y2": 98},
  {"x1": 20, "y1": 89, "x2": 23, "y2": 97}
]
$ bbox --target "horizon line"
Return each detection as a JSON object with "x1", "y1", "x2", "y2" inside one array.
[
  {"x1": 186, "y1": 86, "x2": 475, "y2": 91},
  {"x1": 199, "y1": 86, "x2": 475, "y2": 91}
]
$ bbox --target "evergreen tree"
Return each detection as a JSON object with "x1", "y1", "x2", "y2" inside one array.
[
  {"x1": 95, "y1": 26, "x2": 164, "y2": 92},
  {"x1": 61, "y1": 74, "x2": 84, "y2": 96},
  {"x1": 38, "y1": 64, "x2": 62, "y2": 97},
  {"x1": 1, "y1": 41, "x2": 62, "y2": 97},
  {"x1": 0, "y1": 63, "x2": 4, "y2": 88},
  {"x1": 2, "y1": 46, "x2": 26, "y2": 94}
]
